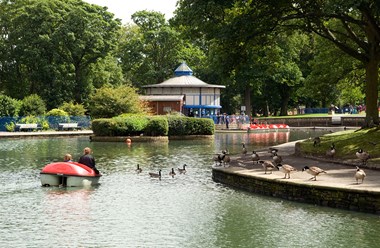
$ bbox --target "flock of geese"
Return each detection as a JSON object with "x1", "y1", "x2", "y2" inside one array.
[
  {"x1": 135, "y1": 164, "x2": 187, "y2": 180},
  {"x1": 214, "y1": 141, "x2": 371, "y2": 184}
]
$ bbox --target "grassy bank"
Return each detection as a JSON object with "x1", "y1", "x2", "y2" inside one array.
[{"x1": 298, "y1": 127, "x2": 380, "y2": 163}]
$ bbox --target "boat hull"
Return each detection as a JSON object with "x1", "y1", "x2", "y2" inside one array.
[
  {"x1": 40, "y1": 162, "x2": 101, "y2": 187},
  {"x1": 40, "y1": 173, "x2": 101, "y2": 187}
]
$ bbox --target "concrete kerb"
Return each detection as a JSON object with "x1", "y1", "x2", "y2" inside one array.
[{"x1": 212, "y1": 140, "x2": 380, "y2": 214}]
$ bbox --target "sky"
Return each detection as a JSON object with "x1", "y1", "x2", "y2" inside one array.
[{"x1": 83, "y1": 0, "x2": 178, "y2": 24}]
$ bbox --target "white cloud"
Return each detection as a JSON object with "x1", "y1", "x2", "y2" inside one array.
[{"x1": 84, "y1": 0, "x2": 178, "y2": 24}]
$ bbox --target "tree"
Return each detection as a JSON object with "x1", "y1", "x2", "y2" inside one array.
[
  {"x1": 289, "y1": 1, "x2": 380, "y2": 126},
  {"x1": 0, "y1": 0, "x2": 122, "y2": 108},
  {"x1": 174, "y1": 0, "x2": 380, "y2": 125},
  {"x1": 88, "y1": 85, "x2": 147, "y2": 118}
]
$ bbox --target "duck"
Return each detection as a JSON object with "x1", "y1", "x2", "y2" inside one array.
[
  {"x1": 178, "y1": 164, "x2": 187, "y2": 174},
  {"x1": 251, "y1": 151, "x2": 260, "y2": 164},
  {"x1": 149, "y1": 169, "x2": 162, "y2": 180},
  {"x1": 326, "y1": 143, "x2": 336, "y2": 158},
  {"x1": 169, "y1": 168, "x2": 176, "y2": 178},
  {"x1": 276, "y1": 163, "x2": 297, "y2": 179},
  {"x1": 302, "y1": 166, "x2": 326, "y2": 181},
  {"x1": 135, "y1": 164, "x2": 142, "y2": 174},
  {"x1": 313, "y1": 137, "x2": 321, "y2": 147},
  {"x1": 356, "y1": 149, "x2": 370, "y2": 165},
  {"x1": 354, "y1": 166, "x2": 366, "y2": 184},
  {"x1": 272, "y1": 152, "x2": 283, "y2": 165},
  {"x1": 242, "y1": 142, "x2": 248, "y2": 156},
  {"x1": 258, "y1": 160, "x2": 277, "y2": 174}
]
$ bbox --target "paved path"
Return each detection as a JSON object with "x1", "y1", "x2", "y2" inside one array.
[
  {"x1": 0, "y1": 130, "x2": 93, "y2": 138},
  {"x1": 218, "y1": 141, "x2": 380, "y2": 193}
]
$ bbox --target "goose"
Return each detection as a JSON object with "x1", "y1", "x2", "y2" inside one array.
[
  {"x1": 169, "y1": 168, "x2": 176, "y2": 178},
  {"x1": 276, "y1": 163, "x2": 297, "y2": 179},
  {"x1": 302, "y1": 166, "x2": 326, "y2": 181},
  {"x1": 178, "y1": 164, "x2": 187, "y2": 174},
  {"x1": 313, "y1": 137, "x2": 321, "y2": 147},
  {"x1": 135, "y1": 164, "x2": 142, "y2": 174},
  {"x1": 223, "y1": 153, "x2": 231, "y2": 166},
  {"x1": 272, "y1": 153, "x2": 283, "y2": 165},
  {"x1": 251, "y1": 151, "x2": 260, "y2": 164},
  {"x1": 356, "y1": 149, "x2": 370, "y2": 165},
  {"x1": 258, "y1": 160, "x2": 277, "y2": 174},
  {"x1": 268, "y1": 147, "x2": 278, "y2": 155},
  {"x1": 354, "y1": 166, "x2": 366, "y2": 184},
  {"x1": 149, "y1": 169, "x2": 162, "y2": 180},
  {"x1": 326, "y1": 143, "x2": 336, "y2": 158},
  {"x1": 213, "y1": 150, "x2": 227, "y2": 166},
  {"x1": 242, "y1": 142, "x2": 248, "y2": 156}
]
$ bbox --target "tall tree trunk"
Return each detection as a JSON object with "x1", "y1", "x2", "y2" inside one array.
[
  {"x1": 244, "y1": 86, "x2": 251, "y2": 118},
  {"x1": 364, "y1": 57, "x2": 379, "y2": 127}
]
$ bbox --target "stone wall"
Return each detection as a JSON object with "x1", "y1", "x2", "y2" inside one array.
[
  {"x1": 257, "y1": 116, "x2": 365, "y2": 127},
  {"x1": 212, "y1": 168, "x2": 380, "y2": 214}
]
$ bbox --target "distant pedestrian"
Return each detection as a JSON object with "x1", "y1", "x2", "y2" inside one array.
[{"x1": 225, "y1": 113, "x2": 230, "y2": 129}]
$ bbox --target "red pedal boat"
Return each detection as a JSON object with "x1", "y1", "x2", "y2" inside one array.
[{"x1": 40, "y1": 162, "x2": 101, "y2": 187}]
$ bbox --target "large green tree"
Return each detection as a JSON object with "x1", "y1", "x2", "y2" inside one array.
[
  {"x1": 175, "y1": 0, "x2": 380, "y2": 126},
  {"x1": 118, "y1": 10, "x2": 206, "y2": 89},
  {"x1": 0, "y1": 0, "x2": 121, "y2": 108}
]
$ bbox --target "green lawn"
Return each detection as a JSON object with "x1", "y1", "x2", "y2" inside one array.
[{"x1": 298, "y1": 127, "x2": 380, "y2": 163}]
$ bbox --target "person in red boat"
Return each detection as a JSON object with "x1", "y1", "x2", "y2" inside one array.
[
  {"x1": 64, "y1": 153, "x2": 73, "y2": 162},
  {"x1": 78, "y1": 147, "x2": 99, "y2": 174}
]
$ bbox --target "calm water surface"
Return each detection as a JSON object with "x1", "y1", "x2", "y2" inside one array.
[{"x1": 1, "y1": 129, "x2": 380, "y2": 248}]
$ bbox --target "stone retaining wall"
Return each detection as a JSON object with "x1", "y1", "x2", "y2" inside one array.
[
  {"x1": 212, "y1": 168, "x2": 380, "y2": 214},
  {"x1": 257, "y1": 116, "x2": 365, "y2": 127}
]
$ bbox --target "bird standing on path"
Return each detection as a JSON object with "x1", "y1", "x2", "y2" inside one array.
[
  {"x1": 277, "y1": 164, "x2": 297, "y2": 179},
  {"x1": 251, "y1": 151, "x2": 260, "y2": 164},
  {"x1": 302, "y1": 166, "x2": 326, "y2": 181},
  {"x1": 259, "y1": 160, "x2": 278, "y2": 174},
  {"x1": 272, "y1": 153, "x2": 283, "y2": 165},
  {"x1": 135, "y1": 164, "x2": 142, "y2": 174},
  {"x1": 356, "y1": 149, "x2": 370, "y2": 165},
  {"x1": 354, "y1": 166, "x2": 366, "y2": 184}
]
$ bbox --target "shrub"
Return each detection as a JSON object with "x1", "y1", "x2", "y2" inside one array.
[
  {"x1": 88, "y1": 85, "x2": 146, "y2": 118},
  {"x1": 0, "y1": 94, "x2": 20, "y2": 117},
  {"x1": 168, "y1": 116, "x2": 214, "y2": 136},
  {"x1": 18, "y1": 115, "x2": 50, "y2": 130},
  {"x1": 60, "y1": 101, "x2": 86, "y2": 116},
  {"x1": 46, "y1": 108, "x2": 70, "y2": 127},
  {"x1": 92, "y1": 115, "x2": 150, "y2": 136},
  {"x1": 5, "y1": 122, "x2": 15, "y2": 132},
  {"x1": 92, "y1": 116, "x2": 214, "y2": 137},
  {"x1": 144, "y1": 117, "x2": 168, "y2": 136},
  {"x1": 19, "y1": 94, "x2": 46, "y2": 117}
]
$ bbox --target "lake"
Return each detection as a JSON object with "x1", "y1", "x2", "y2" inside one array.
[{"x1": 1, "y1": 129, "x2": 380, "y2": 247}]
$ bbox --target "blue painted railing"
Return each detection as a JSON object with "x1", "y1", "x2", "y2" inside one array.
[{"x1": 0, "y1": 116, "x2": 91, "y2": 131}]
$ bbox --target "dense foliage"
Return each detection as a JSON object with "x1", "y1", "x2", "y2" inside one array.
[
  {"x1": 88, "y1": 85, "x2": 147, "y2": 118},
  {"x1": 0, "y1": 0, "x2": 378, "y2": 127},
  {"x1": 92, "y1": 116, "x2": 214, "y2": 136}
]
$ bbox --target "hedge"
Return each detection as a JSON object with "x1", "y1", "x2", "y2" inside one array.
[{"x1": 92, "y1": 116, "x2": 214, "y2": 136}]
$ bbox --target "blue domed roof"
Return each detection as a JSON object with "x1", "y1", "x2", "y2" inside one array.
[{"x1": 174, "y1": 62, "x2": 193, "y2": 76}]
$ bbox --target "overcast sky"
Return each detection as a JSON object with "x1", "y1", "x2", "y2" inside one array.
[{"x1": 83, "y1": 0, "x2": 178, "y2": 24}]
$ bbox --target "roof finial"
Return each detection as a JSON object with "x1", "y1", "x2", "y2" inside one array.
[{"x1": 174, "y1": 62, "x2": 193, "y2": 76}]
